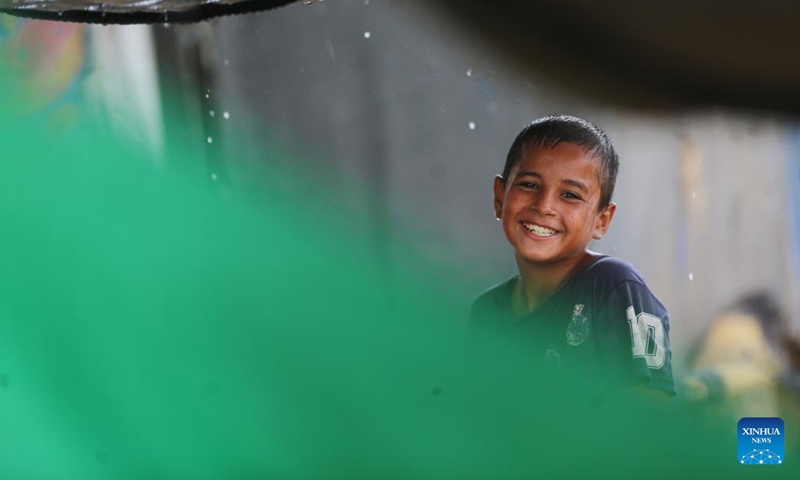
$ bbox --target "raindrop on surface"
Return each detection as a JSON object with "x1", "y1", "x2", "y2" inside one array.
[
  {"x1": 468, "y1": 122, "x2": 476, "y2": 130},
  {"x1": 223, "y1": 59, "x2": 229, "y2": 66},
  {"x1": 209, "y1": 110, "x2": 215, "y2": 117},
  {"x1": 689, "y1": 273, "x2": 694, "y2": 281},
  {"x1": 364, "y1": 31, "x2": 371, "y2": 39},
  {"x1": 466, "y1": 68, "x2": 472, "y2": 77},
  {"x1": 211, "y1": 173, "x2": 218, "y2": 181},
  {"x1": 205, "y1": 93, "x2": 210, "y2": 99},
  {"x1": 207, "y1": 137, "x2": 213, "y2": 144},
  {"x1": 58, "y1": 12, "x2": 63, "y2": 17},
  {"x1": 223, "y1": 111, "x2": 230, "y2": 120},
  {"x1": 691, "y1": 191, "x2": 696, "y2": 198},
  {"x1": 163, "y1": 23, "x2": 170, "y2": 29}
]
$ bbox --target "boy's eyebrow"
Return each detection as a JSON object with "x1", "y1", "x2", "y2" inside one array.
[
  {"x1": 516, "y1": 172, "x2": 589, "y2": 193},
  {"x1": 516, "y1": 171, "x2": 542, "y2": 179},
  {"x1": 562, "y1": 179, "x2": 589, "y2": 193}
]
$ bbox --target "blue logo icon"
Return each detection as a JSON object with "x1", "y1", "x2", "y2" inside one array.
[{"x1": 738, "y1": 417, "x2": 784, "y2": 465}]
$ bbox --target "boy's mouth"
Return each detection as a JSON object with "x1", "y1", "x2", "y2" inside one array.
[{"x1": 521, "y1": 222, "x2": 558, "y2": 237}]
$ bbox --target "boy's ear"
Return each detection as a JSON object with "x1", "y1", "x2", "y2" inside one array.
[
  {"x1": 493, "y1": 175, "x2": 506, "y2": 219},
  {"x1": 592, "y1": 202, "x2": 617, "y2": 240}
]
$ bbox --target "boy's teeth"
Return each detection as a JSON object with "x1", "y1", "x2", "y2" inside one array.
[{"x1": 524, "y1": 223, "x2": 556, "y2": 236}]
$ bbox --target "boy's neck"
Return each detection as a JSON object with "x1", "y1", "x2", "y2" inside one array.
[{"x1": 513, "y1": 251, "x2": 596, "y2": 314}]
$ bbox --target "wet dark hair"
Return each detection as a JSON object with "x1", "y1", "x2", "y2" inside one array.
[{"x1": 501, "y1": 114, "x2": 619, "y2": 210}]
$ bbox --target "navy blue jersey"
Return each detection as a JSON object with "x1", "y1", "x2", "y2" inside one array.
[{"x1": 470, "y1": 255, "x2": 676, "y2": 395}]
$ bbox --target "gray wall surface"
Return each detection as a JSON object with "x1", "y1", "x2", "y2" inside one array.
[{"x1": 164, "y1": 0, "x2": 800, "y2": 358}]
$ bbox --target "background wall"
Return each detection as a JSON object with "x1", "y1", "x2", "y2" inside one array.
[{"x1": 146, "y1": 0, "x2": 800, "y2": 359}]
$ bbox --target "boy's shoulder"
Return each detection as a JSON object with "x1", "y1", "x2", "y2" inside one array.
[
  {"x1": 562, "y1": 254, "x2": 663, "y2": 314},
  {"x1": 580, "y1": 255, "x2": 667, "y2": 316},
  {"x1": 579, "y1": 254, "x2": 648, "y2": 289},
  {"x1": 471, "y1": 276, "x2": 517, "y2": 313}
]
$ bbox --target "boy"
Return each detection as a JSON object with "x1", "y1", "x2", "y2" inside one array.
[{"x1": 471, "y1": 115, "x2": 676, "y2": 397}]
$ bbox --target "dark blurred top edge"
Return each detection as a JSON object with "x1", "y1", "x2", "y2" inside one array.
[
  {"x1": 426, "y1": 0, "x2": 800, "y2": 116},
  {"x1": 0, "y1": 0, "x2": 298, "y2": 25}
]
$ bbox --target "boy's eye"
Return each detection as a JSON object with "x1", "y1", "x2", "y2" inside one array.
[
  {"x1": 519, "y1": 182, "x2": 539, "y2": 189},
  {"x1": 562, "y1": 191, "x2": 581, "y2": 200}
]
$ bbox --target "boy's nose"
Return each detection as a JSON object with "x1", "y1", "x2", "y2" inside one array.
[{"x1": 531, "y1": 190, "x2": 557, "y2": 216}]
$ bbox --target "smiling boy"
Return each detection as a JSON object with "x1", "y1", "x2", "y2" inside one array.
[{"x1": 471, "y1": 115, "x2": 676, "y2": 396}]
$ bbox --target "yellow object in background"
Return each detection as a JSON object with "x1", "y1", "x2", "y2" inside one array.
[{"x1": 684, "y1": 293, "x2": 799, "y2": 419}]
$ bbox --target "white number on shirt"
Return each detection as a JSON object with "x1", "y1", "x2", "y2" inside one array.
[{"x1": 626, "y1": 306, "x2": 666, "y2": 368}]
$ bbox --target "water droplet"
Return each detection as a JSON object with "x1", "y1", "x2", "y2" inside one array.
[
  {"x1": 302, "y1": 0, "x2": 314, "y2": 4},
  {"x1": 211, "y1": 173, "x2": 218, "y2": 181},
  {"x1": 209, "y1": 110, "x2": 215, "y2": 117},
  {"x1": 466, "y1": 68, "x2": 472, "y2": 77},
  {"x1": 162, "y1": 23, "x2": 170, "y2": 29},
  {"x1": 363, "y1": 31, "x2": 371, "y2": 39},
  {"x1": 692, "y1": 191, "x2": 696, "y2": 198},
  {"x1": 58, "y1": 11, "x2": 63, "y2": 17},
  {"x1": 223, "y1": 111, "x2": 230, "y2": 120},
  {"x1": 689, "y1": 273, "x2": 694, "y2": 281},
  {"x1": 207, "y1": 137, "x2": 213, "y2": 144},
  {"x1": 223, "y1": 59, "x2": 230, "y2": 66},
  {"x1": 468, "y1": 122, "x2": 476, "y2": 130}
]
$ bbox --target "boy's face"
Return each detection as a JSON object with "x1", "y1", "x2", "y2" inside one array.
[{"x1": 493, "y1": 142, "x2": 616, "y2": 266}]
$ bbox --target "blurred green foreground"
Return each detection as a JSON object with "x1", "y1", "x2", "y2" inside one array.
[{"x1": 0, "y1": 63, "x2": 797, "y2": 479}]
